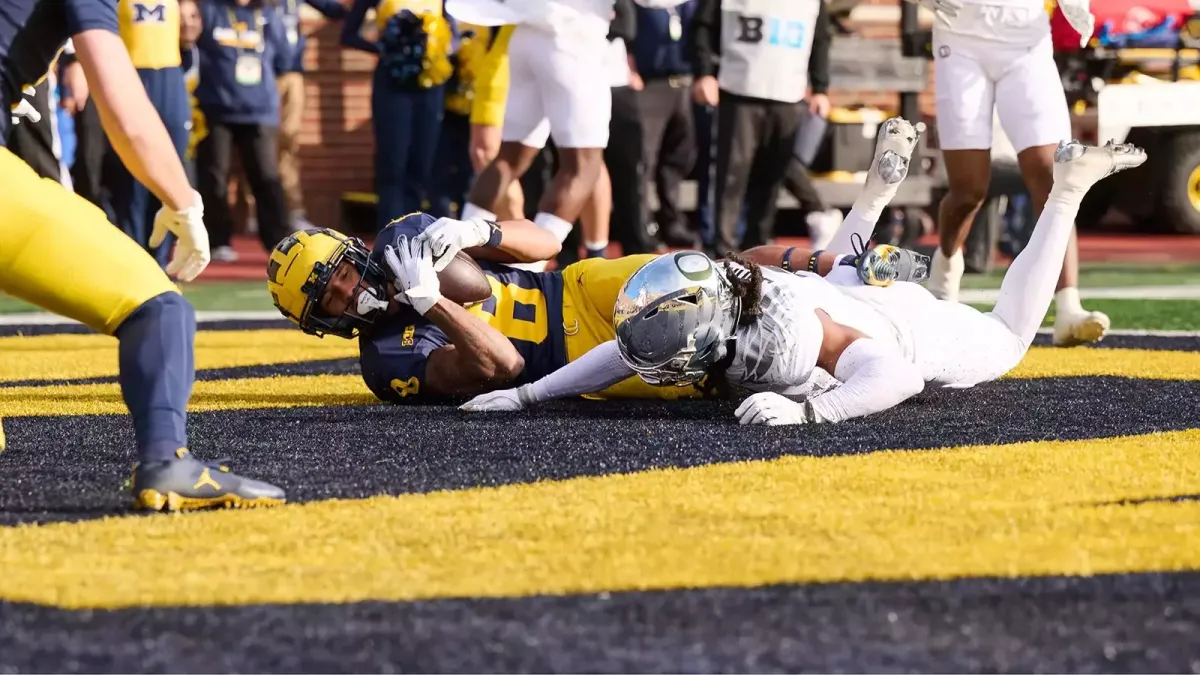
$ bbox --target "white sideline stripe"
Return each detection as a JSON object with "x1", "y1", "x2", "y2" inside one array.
[{"x1": 960, "y1": 285, "x2": 1200, "y2": 302}]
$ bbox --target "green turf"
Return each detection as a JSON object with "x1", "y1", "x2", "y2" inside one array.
[
  {"x1": 959, "y1": 262, "x2": 1200, "y2": 290},
  {"x1": 966, "y1": 298, "x2": 1200, "y2": 331}
]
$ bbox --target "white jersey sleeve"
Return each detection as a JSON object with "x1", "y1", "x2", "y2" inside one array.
[{"x1": 725, "y1": 268, "x2": 826, "y2": 395}]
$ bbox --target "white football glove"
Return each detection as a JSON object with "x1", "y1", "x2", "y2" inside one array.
[
  {"x1": 735, "y1": 392, "x2": 823, "y2": 427},
  {"x1": 420, "y1": 217, "x2": 495, "y2": 271},
  {"x1": 459, "y1": 388, "x2": 524, "y2": 412},
  {"x1": 150, "y1": 188, "x2": 211, "y2": 282},
  {"x1": 901, "y1": 0, "x2": 963, "y2": 28},
  {"x1": 383, "y1": 235, "x2": 442, "y2": 315},
  {"x1": 11, "y1": 86, "x2": 41, "y2": 125},
  {"x1": 1057, "y1": 0, "x2": 1095, "y2": 48}
]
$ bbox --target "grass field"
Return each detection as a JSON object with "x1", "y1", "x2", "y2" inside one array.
[{"x1": 1, "y1": 263, "x2": 1199, "y2": 671}]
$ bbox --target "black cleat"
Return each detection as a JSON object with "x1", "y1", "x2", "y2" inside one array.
[{"x1": 130, "y1": 448, "x2": 286, "y2": 512}]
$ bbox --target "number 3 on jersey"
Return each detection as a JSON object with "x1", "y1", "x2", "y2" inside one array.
[{"x1": 467, "y1": 277, "x2": 549, "y2": 344}]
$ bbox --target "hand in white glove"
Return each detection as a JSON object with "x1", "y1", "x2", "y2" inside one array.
[
  {"x1": 420, "y1": 217, "x2": 495, "y2": 271},
  {"x1": 459, "y1": 388, "x2": 524, "y2": 412},
  {"x1": 382, "y1": 235, "x2": 442, "y2": 315},
  {"x1": 901, "y1": 0, "x2": 963, "y2": 28},
  {"x1": 1057, "y1": 0, "x2": 1095, "y2": 48},
  {"x1": 11, "y1": 86, "x2": 41, "y2": 125},
  {"x1": 735, "y1": 392, "x2": 821, "y2": 426},
  {"x1": 150, "y1": 188, "x2": 211, "y2": 282}
]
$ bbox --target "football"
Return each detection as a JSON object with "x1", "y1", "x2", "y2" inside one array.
[{"x1": 437, "y1": 251, "x2": 492, "y2": 305}]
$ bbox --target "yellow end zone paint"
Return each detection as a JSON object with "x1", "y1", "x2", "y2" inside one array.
[
  {"x1": 1, "y1": 429, "x2": 1197, "y2": 609},
  {"x1": 1005, "y1": 347, "x2": 1200, "y2": 380},
  {"x1": 0, "y1": 331, "x2": 358, "y2": 383},
  {"x1": 0, "y1": 375, "x2": 377, "y2": 418}
]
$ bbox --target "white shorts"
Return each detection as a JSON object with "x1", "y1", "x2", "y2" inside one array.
[
  {"x1": 932, "y1": 5, "x2": 1071, "y2": 153},
  {"x1": 501, "y1": 24, "x2": 612, "y2": 149}
]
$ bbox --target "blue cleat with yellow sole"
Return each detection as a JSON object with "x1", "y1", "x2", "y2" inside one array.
[{"x1": 129, "y1": 448, "x2": 286, "y2": 512}]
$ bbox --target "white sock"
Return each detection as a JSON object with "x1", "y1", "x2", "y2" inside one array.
[
  {"x1": 462, "y1": 203, "x2": 496, "y2": 221},
  {"x1": 928, "y1": 248, "x2": 964, "y2": 303},
  {"x1": 1055, "y1": 287, "x2": 1084, "y2": 317},
  {"x1": 988, "y1": 189, "x2": 1081, "y2": 349},
  {"x1": 824, "y1": 188, "x2": 898, "y2": 256},
  {"x1": 535, "y1": 212, "x2": 574, "y2": 243}
]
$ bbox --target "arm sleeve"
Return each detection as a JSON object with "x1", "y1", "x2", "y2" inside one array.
[
  {"x1": 807, "y1": 0, "x2": 831, "y2": 95},
  {"x1": 308, "y1": 0, "x2": 350, "y2": 20},
  {"x1": 65, "y1": 0, "x2": 120, "y2": 35},
  {"x1": 517, "y1": 340, "x2": 635, "y2": 405},
  {"x1": 689, "y1": 0, "x2": 720, "y2": 78},
  {"x1": 609, "y1": 0, "x2": 637, "y2": 43},
  {"x1": 340, "y1": 0, "x2": 381, "y2": 54},
  {"x1": 807, "y1": 338, "x2": 925, "y2": 423},
  {"x1": 359, "y1": 321, "x2": 449, "y2": 402}
]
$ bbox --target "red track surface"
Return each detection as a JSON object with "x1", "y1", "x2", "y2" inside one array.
[{"x1": 202, "y1": 233, "x2": 1200, "y2": 282}]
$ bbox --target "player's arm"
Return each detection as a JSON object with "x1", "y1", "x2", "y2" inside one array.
[
  {"x1": 71, "y1": 30, "x2": 194, "y2": 212},
  {"x1": 423, "y1": 216, "x2": 561, "y2": 266},
  {"x1": 459, "y1": 340, "x2": 635, "y2": 411},
  {"x1": 736, "y1": 310, "x2": 924, "y2": 426},
  {"x1": 740, "y1": 245, "x2": 843, "y2": 276},
  {"x1": 385, "y1": 237, "x2": 524, "y2": 397},
  {"x1": 341, "y1": 0, "x2": 381, "y2": 54}
]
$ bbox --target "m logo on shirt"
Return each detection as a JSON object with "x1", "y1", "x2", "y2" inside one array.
[
  {"x1": 735, "y1": 14, "x2": 808, "y2": 49},
  {"x1": 133, "y1": 2, "x2": 168, "y2": 23}
]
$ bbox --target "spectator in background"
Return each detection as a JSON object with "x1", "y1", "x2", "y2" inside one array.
[
  {"x1": 180, "y1": 0, "x2": 205, "y2": 188},
  {"x1": 466, "y1": 26, "x2": 524, "y2": 221},
  {"x1": 195, "y1": 0, "x2": 293, "y2": 260},
  {"x1": 343, "y1": 0, "x2": 457, "y2": 230},
  {"x1": 691, "y1": 0, "x2": 832, "y2": 257},
  {"x1": 104, "y1": 0, "x2": 191, "y2": 270},
  {"x1": 428, "y1": 21, "x2": 485, "y2": 218},
  {"x1": 278, "y1": 0, "x2": 347, "y2": 229},
  {"x1": 602, "y1": 0, "x2": 659, "y2": 256},
  {"x1": 60, "y1": 40, "x2": 106, "y2": 208},
  {"x1": 8, "y1": 78, "x2": 62, "y2": 183},
  {"x1": 630, "y1": 0, "x2": 698, "y2": 248}
]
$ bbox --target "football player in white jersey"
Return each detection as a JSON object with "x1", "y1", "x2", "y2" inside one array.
[
  {"x1": 460, "y1": 118, "x2": 1146, "y2": 425},
  {"x1": 452, "y1": 0, "x2": 617, "y2": 270},
  {"x1": 927, "y1": 0, "x2": 1106, "y2": 348}
]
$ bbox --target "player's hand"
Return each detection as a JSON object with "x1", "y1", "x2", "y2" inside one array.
[
  {"x1": 10, "y1": 86, "x2": 41, "y2": 125},
  {"x1": 900, "y1": 0, "x2": 962, "y2": 28},
  {"x1": 383, "y1": 235, "x2": 442, "y2": 315},
  {"x1": 693, "y1": 75, "x2": 719, "y2": 106},
  {"x1": 459, "y1": 388, "x2": 524, "y2": 412},
  {"x1": 1057, "y1": 0, "x2": 1095, "y2": 47},
  {"x1": 420, "y1": 217, "x2": 494, "y2": 271},
  {"x1": 150, "y1": 188, "x2": 211, "y2": 282},
  {"x1": 735, "y1": 392, "x2": 818, "y2": 426}
]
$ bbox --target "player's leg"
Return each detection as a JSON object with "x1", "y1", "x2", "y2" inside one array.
[
  {"x1": 928, "y1": 34, "x2": 996, "y2": 302},
  {"x1": 579, "y1": 162, "x2": 612, "y2": 259},
  {"x1": 0, "y1": 148, "x2": 284, "y2": 509},
  {"x1": 536, "y1": 29, "x2": 611, "y2": 254},
  {"x1": 821, "y1": 117, "x2": 924, "y2": 256},
  {"x1": 987, "y1": 142, "x2": 1145, "y2": 357},
  {"x1": 997, "y1": 35, "x2": 1109, "y2": 346},
  {"x1": 469, "y1": 123, "x2": 525, "y2": 220},
  {"x1": 464, "y1": 25, "x2": 547, "y2": 221}
]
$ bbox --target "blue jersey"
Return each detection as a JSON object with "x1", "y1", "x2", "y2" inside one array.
[
  {"x1": 0, "y1": 0, "x2": 119, "y2": 144},
  {"x1": 358, "y1": 213, "x2": 568, "y2": 402}
]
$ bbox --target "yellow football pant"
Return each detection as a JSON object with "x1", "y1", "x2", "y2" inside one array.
[
  {"x1": 560, "y1": 255, "x2": 703, "y2": 401},
  {"x1": 0, "y1": 147, "x2": 179, "y2": 335}
]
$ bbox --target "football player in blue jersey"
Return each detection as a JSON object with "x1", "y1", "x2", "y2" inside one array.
[{"x1": 1, "y1": 0, "x2": 284, "y2": 510}]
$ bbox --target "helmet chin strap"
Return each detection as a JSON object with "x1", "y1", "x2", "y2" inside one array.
[{"x1": 356, "y1": 288, "x2": 389, "y2": 315}]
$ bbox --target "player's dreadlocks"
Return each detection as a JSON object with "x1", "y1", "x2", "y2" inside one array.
[{"x1": 696, "y1": 253, "x2": 763, "y2": 400}]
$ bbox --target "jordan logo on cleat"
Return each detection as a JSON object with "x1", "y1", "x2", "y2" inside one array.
[{"x1": 193, "y1": 468, "x2": 222, "y2": 492}]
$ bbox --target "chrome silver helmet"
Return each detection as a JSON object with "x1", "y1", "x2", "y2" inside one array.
[{"x1": 613, "y1": 251, "x2": 741, "y2": 387}]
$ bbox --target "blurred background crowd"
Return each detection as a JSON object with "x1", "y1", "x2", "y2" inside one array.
[{"x1": 11, "y1": 0, "x2": 1200, "y2": 277}]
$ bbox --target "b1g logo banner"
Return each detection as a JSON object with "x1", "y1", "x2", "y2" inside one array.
[{"x1": 735, "y1": 14, "x2": 808, "y2": 49}]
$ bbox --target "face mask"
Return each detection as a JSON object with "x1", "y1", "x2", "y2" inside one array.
[{"x1": 356, "y1": 288, "x2": 389, "y2": 315}]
